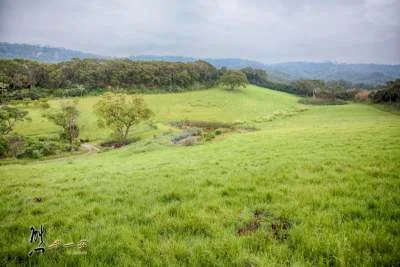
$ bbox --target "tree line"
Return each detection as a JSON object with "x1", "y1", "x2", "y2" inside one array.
[
  {"x1": 0, "y1": 58, "x2": 218, "y2": 102},
  {"x1": 0, "y1": 58, "x2": 397, "y2": 104},
  {"x1": 369, "y1": 79, "x2": 400, "y2": 104}
]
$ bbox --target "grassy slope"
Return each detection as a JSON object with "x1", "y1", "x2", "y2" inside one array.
[
  {"x1": 1, "y1": 85, "x2": 400, "y2": 266},
  {"x1": 13, "y1": 85, "x2": 300, "y2": 141}
]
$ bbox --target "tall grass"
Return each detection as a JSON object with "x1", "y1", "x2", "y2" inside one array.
[{"x1": 1, "y1": 85, "x2": 399, "y2": 266}]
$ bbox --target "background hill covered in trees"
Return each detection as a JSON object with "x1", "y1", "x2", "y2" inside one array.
[
  {"x1": 1, "y1": 42, "x2": 399, "y2": 85},
  {"x1": 0, "y1": 42, "x2": 98, "y2": 62},
  {"x1": 0, "y1": 58, "x2": 218, "y2": 101}
]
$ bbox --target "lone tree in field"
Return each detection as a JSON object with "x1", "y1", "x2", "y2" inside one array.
[
  {"x1": 44, "y1": 103, "x2": 80, "y2": 144},
  {"x1": 219, "y1": 70, "x2": 248, "y2": 90},
  {"x1": 0, "y1": 106, "x2": 28, "y2": 136},
  {"x1": 94, "y1": 93, "x2": 153, "y2": 141}
]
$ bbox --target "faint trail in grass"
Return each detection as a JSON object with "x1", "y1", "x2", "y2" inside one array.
[{"x1": 81, "y1": 143, "x2": 100, "y2": 154}]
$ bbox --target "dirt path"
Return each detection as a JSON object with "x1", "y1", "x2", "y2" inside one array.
[{"x1": 81, "y1": 143, "x2": 100, "y2": 153}]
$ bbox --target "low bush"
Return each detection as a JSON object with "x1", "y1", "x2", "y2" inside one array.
[
  {"x1": 181, "y1": 136, "x2": 197, "y2": 146},
  {"x1": 5, "y1": 134, "x2": 25, "y2": 158},
  {"x1": 186, "y1": 127, "x2": 203, "y2": 136},
  {"x1": 336, "y1": 89, "x2": 360, "y2": 100},
  {"x1": 1, "y1": 135, "x2": 77, "y2": 159},
  {"x1": 13, "y1": 99, "x2": 51, "y2": 109},
  {"x1": 53, "y1": 88, "x2": 83, "y2": 97},
  {"x1": 203, "y1": 131, "x2": 217, "y2": 141},
  {"x1": 298, "y1": 98, "x2": 347, "y2": 105},
  {"x1": 171, "y1": 127, "x2": 204, "y2": 144},
  {"x1": 21, "y1": 138, "x2": 72, "y2": 158},
  {"x1": 80, "y1": 138, "x2": 90, "y2": 143},
  {"x1": 100, "y1": 138, "x2": 136, "y2": 148},
  {"x1": 32, "y1": 99, "x2": 50, "y2": 109},
  {"x1": 171, "y1": 132, "x2": 193, "y2": 144},
  {"x1": 0, "y1": 137, "x2": 8, "y2": 157},
  {"x1": 3, "y1": 88, "x2": 44, "y2": 102},
  {"x1": 170, "y1": 120, "x2": 234, "y2": 130}
]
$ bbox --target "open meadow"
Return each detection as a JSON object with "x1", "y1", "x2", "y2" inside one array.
[{"x1": 1, "y1": 85, "x2": 399, "y2": 266}]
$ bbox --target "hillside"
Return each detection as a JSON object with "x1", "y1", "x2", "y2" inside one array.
[
  {"x1": 131, "y1": 55, "x2": 266, "y2": 69},
  {"x1": 0, "y1": 42, "x2": 99, "y2": 62},
  {"x1": 13, "y1": 85, "x2": 300, "y2": 141},
  {"x1": 265, "y1": 62, "x2": 400, "y2": 85},
  {"x1": 2, "y1": 42, "x2": 399, "y2": 85},
  {"x1": 1, "y1": 85, "x2": 399, "y2": 266}
]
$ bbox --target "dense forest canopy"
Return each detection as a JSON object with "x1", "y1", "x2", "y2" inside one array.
[{"x1": 0, "y1": 58, "x2": 218, "y2": 96}]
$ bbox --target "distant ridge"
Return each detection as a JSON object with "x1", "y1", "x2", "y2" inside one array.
[
  {"x1": 0, "y1": 42, "x2": 99, "y2": 62},
  {"x1": 1, "y1": 42, "x2": 399, "y2": 85},
  {"x1": 264, "y1": 62, "x2": 400, "y2": 85},
  {"x1": 130, "y1": 55, "x2": 265, "y2": 69}
]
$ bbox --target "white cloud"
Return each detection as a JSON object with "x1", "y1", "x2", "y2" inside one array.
[{"x1": 0, "y1": 0, "x2": 399, "y2": 63}]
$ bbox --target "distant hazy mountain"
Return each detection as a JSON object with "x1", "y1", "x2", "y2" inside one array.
[
  {"x1": 265, "y1": 62, "x2": 400, "y2": 85},
  {"x1": 0, "y1": 42, "x2": 99, "y2": 62},
  {"x1": 130, "y1": 55, "x2": 196, "y2": 63},
  {"x1": 130, "y1": 55, "x2": 265, "y2": 69},
  {"x1": 1, "y1": 42, "x2": 399, "y2": 85}
]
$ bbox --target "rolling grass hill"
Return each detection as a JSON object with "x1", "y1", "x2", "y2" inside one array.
[
  {"x1": 1, "y1": 85, "x2": 399, "y2": 266},
  {"x1": 13, "y1": 85, "x2": 301, "y2": 141}
]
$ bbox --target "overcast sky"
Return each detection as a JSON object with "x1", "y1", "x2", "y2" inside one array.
[{"x1": 0, "y1": 0, "x2": 399, "y2": 64}]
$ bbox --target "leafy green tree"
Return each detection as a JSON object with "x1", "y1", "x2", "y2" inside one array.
[
  {"x1": 0, "y1": 106, "x2": 28, "y2": 136},
  {"x1": 326, "y1": 81, "x2": 345, "y2": 99},
  {"x1": 219, "y1": 70, "x2": 248, "y2": 90},
  {"x1": 0, "y1": 105, "x2": 28, "y2": 157},
  {"x1": 371, "y1": 79, "x2": 400, "y2": 103},
  {"x1": 0, "y1": 81, "x2": 9, "y2": 103},
  {"x1": 44, "y1": 103, "x2": 80, "y2": 144},
  {"x1": 94, "y1": 93, "x2": 153, "y2": 140},
  {"x1": 291, "y1": 80, "x2": 326, "y2": 97},
  {"x1": 241, "y1": 67, "x2": 268, "y2": 85},
  {"x1": 76, "y1": 85, "x2": 86, "y2": 96}
]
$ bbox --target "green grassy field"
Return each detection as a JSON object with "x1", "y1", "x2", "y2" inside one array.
[
  {"x1": 1, "y1": 85, "x2": 399, "y2": 266},
  {"x1": 13, "y1": 85, "x2": 301, "y2": 141}
]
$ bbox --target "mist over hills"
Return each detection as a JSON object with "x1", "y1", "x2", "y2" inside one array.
[
  {"x1": 265, "y1": 62, "x2": 400, "y2": 85},
  {"x1": 0, "y1": 42, "x2": 98, "y2": 62},
  {"x1": 1, "y1": 42, "x2": 399, "y2": 85}
]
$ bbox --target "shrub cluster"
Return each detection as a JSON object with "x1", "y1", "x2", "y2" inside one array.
[
  {"x1": 99, "y1": 139, "x2": 134, "y2": 148},
  {"x1": 170, "y1": 120, "x2": 234, "y2": 130},
  {"x1": 171, "y1": 125, "x2": 226, "y2": 145},
  {"x1": 10, "y1": 98, "x2": 50, "y2": 109},
  {"x1": 369, "y1": 79, "x2": 400, "y2": 104},
  {"x1": 171, "y1": 127, "x2": 203, "y2": 144},
  {"x1": 298, "y1": 98, "x2": 347, "y2": 105},
  {"x1": 1, "y1": 135, "x2": 80, "y2": 159}
]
